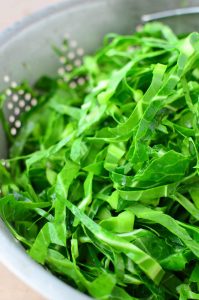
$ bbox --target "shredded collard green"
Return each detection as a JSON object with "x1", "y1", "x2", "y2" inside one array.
[{"x1": 1, "y1": 22, "x2": 199, "y2": 299}]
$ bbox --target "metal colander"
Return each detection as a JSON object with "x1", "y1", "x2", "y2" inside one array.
[{"x1": 0, "y1": 1, "x2": 199, "y2": 300}]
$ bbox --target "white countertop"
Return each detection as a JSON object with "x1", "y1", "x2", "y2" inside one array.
[{"x1": 0, "y1": 263, "x2": 43, "y2": 300}]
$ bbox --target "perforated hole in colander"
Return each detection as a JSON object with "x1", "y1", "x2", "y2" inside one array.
[{"x1": 2, "y1": 34, "x2": 87, "y2": 136}]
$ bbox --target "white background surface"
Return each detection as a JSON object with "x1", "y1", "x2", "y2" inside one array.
[
  {"x1": 0, "y1": 2, "x2": 59, "y2": 299},
  {"x1": 0, "y1": 0, "x2": 59, "y2": 30}
]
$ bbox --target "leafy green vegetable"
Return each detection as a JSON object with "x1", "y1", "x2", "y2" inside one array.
[{"x1": 1, "y1": 22, "x2": 199, "y2": 299}]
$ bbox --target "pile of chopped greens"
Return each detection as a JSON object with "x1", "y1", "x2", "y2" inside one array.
[{"x1": 1, "y1": 22, "x2": 199, "y2": 300}]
